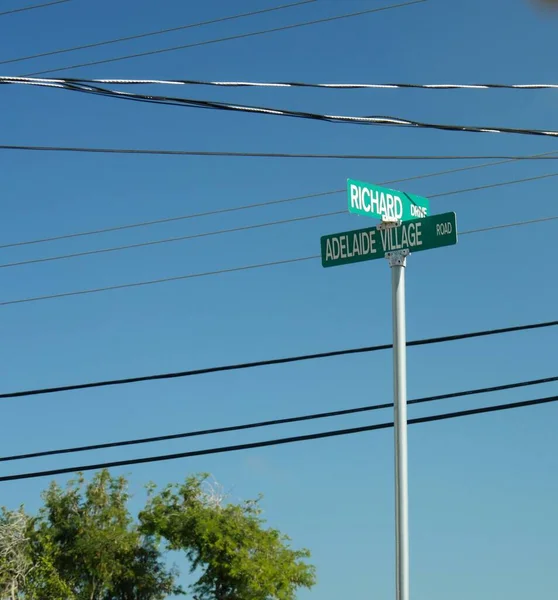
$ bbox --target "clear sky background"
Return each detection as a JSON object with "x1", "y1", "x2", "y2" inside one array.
[{"x1": 1, "y1": 0, "x2": 557, "y2": 599}]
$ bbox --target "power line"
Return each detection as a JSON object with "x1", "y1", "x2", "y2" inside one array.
[
  {"x1": 1, "y1": 395, "x2": 555, "y2": 483},
  {"x1": 24, "y1": 0, "x2": 427, "y2": 76},
  {"x1": 0, "y1": 0, "x2": 316, "y2": 67},
  {"x1": 462, "y1": 216, "x2": 558, "y2": 235},
  {"x1": 0, "y1": 0, "x2": 69, "y2": 18},
  {"x1": 1, "y1": 152, "x2": 556, "y2": 251},
  {"x1": 428, "y1": 172, "x2": 558, "y2": 199},
  {"x1": 0, "y1": 214, "x2": 555, "y2": 303},
  {"x1": 1, "y1": 175, "x2": 557, "y2": 271},
  {"x1": 2, "y1": 376, "x2": 555, "y2": 464},
  {"x1": 1, "y1": 320, "x2": 555, "y2": 399},
  {"x1": 8, "y1": 78, "x2": 558, "y2": 138},
  {"x1": 3, "y1": 145, "x2": 558, "y2": 161},
  {"x1": 0, "y1": 190, "x2": 341, "y2": 250},
  {"x1": 0, "y1": 255, "x2": 317, "y2": 306},
  {"x1": 36, "y1": 76, "x2": 558, "y2": 91},
  {"x1": 0, "y1": 211, "x2": 340, "y2": 270},
  {"x1": 4, "y1": 145, "x2": 558, "y2": 161}
]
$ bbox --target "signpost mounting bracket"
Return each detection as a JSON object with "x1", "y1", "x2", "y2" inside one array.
[
  {"x1": 378, "y1": 216, "x2": 401, "y2": 231},
  {"x1": 386, "y1": 249, "x2": 410, "y2": 267}
]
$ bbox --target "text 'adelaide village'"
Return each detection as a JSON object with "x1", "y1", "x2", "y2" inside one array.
[{"x1": 321, "y1": 212, "x2": 457, "y2": 268}]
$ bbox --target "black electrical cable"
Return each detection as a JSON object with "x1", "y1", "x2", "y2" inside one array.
[
  {"x1": 42, "y1": 77, "x2": 558, "y2": 91},
  {"x1": 2, "y1": 376, "x2": 555, "y2": 464},
  {"x1": 2, "y1": 145, "x2": 558, "y2": 161},
  {"x1": 1, "y1": 320, "x2": 555, "y2": 400},
  {"x1": 7, "y1": 77, "x2": 558, "y2": 138},
  {"x1": 1, "y1": 395, "x2": 555, "y2": 483}
]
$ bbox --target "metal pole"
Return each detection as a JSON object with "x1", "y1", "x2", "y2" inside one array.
[{"x1": 387, "y1": 248, "x2": 410, "y2": 600}]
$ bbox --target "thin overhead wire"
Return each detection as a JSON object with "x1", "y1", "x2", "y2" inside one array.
[
  {"x1": 1, "y1": 395, "x2": 556, "y2": 482},
  {"x1": 3, "y1": 145, "x2": 558, "y2": 161},
  {"x1": 2, "y1": 376, "x2": 555, "y2": 463},
  {"x1": 1, "y1": 170, "x2": 557, "y2": 270},
  {"x1": 0, "y1": 255, "x2": 308, "y2": 306},
  {"x1": 22, "y1": 0, "x2": 427, "y2": 76},
  {"x1": 6, "y1": 77, "x2": 558, "y2": 138},
  {"x1": 0, "y1": 0, "x2": 316, "y2": 66},
  {"x1": 0, "y1": 151, "x2": 556, "y2": 251},
  {"x1": 0, "y1": 0, "x2": 69, "y2": 18},
  {"x1": 0, "y1": 212, "x2": 340, "y2": 270},
  {"x1": 462, "y1": 216, "x2": 558, "y2": 235},
  {"x1": 39, "y1": 77, "x2": 558, "y2": 91},
  {"x1": 428, "y1": 172, "x2": 558, "y2": 199},
  {"x1": 0, "y1": 190, "x2": 341, "y2": 250},
  {"x1": 0, "y1": 216, "x2": 556, "y2": 305},
  {"x1": 1, "y1": 320, "x2": 555, "y2": 399}
]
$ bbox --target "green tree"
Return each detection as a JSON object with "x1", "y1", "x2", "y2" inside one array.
[
  {"x1": 105, "y1": 536, "x2": 181, "y2": 600},
  {"x1": 24, "y1": 524, "x2": 77, "y2": 600},
  {"x1": 33, "y1": 470, "x2": 181, "y2": 600},
  {"x1": 140, "y1": 474, "x2": 316, "y2": 600}
]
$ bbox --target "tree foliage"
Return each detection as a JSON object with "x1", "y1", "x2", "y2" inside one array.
[
  {"x1": 0, "y1": 507, "x2": 32, "y2": 600},
  {"x1": 140, "y1": 474, "x2": 316, "y2": 600},
  {"x1": 0, "y1": 470, "x2": 316, "y2": 600}
]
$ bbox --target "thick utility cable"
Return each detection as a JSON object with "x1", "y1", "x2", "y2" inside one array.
[
  {"x1": 1, "y1": 150, "x2": 556, "y2": 251},
  {"x1": 25, "y1": 76, "x2": 558, "y2": 91},
  {"x1": 0, "y1": 173, "x2": 556, "y2": 270},
  {"x1": 1, "y1": 395, "x2": 555, "y2": 483},
  {"x1": 0, "y1": 0, "x2": 69, "y2": 18},
  {"x1": 7, "y1": 77, "x2": 558, "y2": 138},
  {"x1": 2, "y1": 376, "x2": 555, "y2": 463},
  {"x1": 0, "y1": 0, "x2": 315, "y2": 67},
  {"x1": 0, "y1": 215, "x2": 555, "y2": 305},
  {"x1": 23, "y1": 0, "x2": 426, "y2": 76},
  {"x1": 3, "y1": 145, "x2": 558, "y2": 161},
  {"x1": 1, "y1": 320, "x2": 555, "y2": 399}
]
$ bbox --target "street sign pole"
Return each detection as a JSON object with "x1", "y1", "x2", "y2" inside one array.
[
  {"x1": 321, "y1": 187, "x2": 458, "y2": 600},
  {"x1": 386, "y1": 247, "x2": 410, "y2": 600}
]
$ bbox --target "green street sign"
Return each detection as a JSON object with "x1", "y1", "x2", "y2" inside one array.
[
  {"x1": 321, "y1": 212, "x2": 457, "y2": 268},
  {"x1": 347, "y1": 178, "x2": 430, "y2": 221}
]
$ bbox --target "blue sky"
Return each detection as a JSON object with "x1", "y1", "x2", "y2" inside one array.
[{"x1": 1, "y1": 0, "x2": 557, "y2": 598}]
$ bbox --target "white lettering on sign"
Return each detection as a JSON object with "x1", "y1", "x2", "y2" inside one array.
[
  {"x1": 325, "y1": 237, "x2": 340, "y2": 261},
  {"x1": 350, "y1": 184, "x2": 404, "y2": 219},
  {"x1": 410, "y1": 204, "x2": 427, "y2": 218},
  {"x1": 379, "y1": 193, "x2": 387, "y2": 217},
  {"x1": 324, "y1": 230, "x2": 378, "y2": 262},
  {"x1": 380, "y1": 222, "x2": 423, "y2": 252},
  {"x1": 342, "y1": 235, "x2": 351, "y2": 258},
  {"x1": 350, "y1": 184, "x2": 360, "y2": 210},
  {"x1": 436, "y1": 222, "x2": 453, "y2": 236},
  {"x1": 369, "y1": 230, "x2": 377, "y2": 253},
  {"x1": 371, "y1": 189, "x2": 380, "y2": 214},
  {"x1": 352, "y1": 233, "x2": 361, "y2": 256},
  {"x1": 361, "y1": 188, "x2": 370, "y2": 212}
]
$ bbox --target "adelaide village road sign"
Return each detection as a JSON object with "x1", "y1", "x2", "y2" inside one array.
[
  {"x1": 347, "y1": 178, "x2": 430, "y2": 221},
  {"x1": 321, "y1": 212, "x2": 457, "y2": 268}
]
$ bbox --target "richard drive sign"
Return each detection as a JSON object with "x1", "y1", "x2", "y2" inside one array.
[{"x1": 347, "y1": 178, "x2": 430, "y2": 221}]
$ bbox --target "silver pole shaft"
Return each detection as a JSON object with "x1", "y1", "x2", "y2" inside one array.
[{"x1": 391, "y1": 255, "x2": 409, "y2": 600}]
